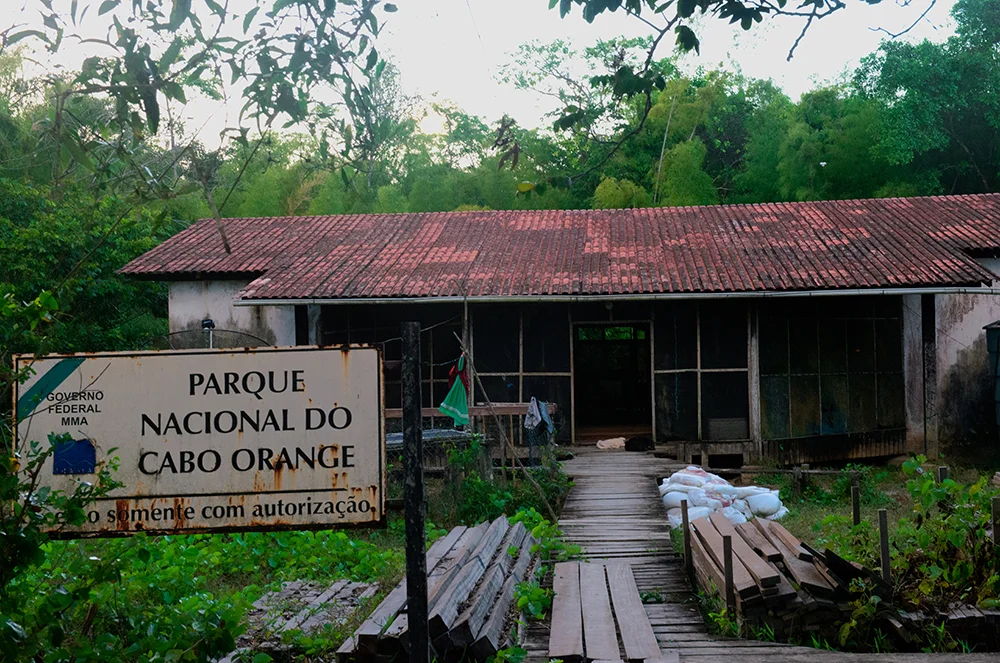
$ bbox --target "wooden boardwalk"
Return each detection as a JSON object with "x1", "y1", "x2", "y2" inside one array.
[{"x1": 521, "y1": 448, "x2": 998, "y2": 663}]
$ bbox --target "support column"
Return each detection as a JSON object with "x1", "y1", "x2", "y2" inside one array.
[
  {"x1": 748, "y1": 302, "x2": 762, "y2": 462},
  {"x1": 921, "y1": 293, "x2": 938, "y2": 457},
  {"x1": 307, "y1": 304, "x2": 322, "y2": 346}
]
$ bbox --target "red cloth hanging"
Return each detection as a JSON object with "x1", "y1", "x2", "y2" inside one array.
[{"x1": 447, "y1": 353, "x2": 469, "y2": 392}]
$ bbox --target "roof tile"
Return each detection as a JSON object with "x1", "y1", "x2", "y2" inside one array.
[{"x1": 119, "y1": 195, "x2": 1000, "y2": 299}]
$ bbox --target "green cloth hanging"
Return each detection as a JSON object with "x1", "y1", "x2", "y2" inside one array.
[{"x1": 438, "y1": 355, "x2": 469, "y2": 426}]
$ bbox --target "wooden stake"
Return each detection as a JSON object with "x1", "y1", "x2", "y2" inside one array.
[
  {"x1": 878, "y1": 508, "x2": 891, "y2": 585},
  {"x1": 801, "y1": 463, "x2": 810, "y2": 493},
  {"x1": 792, "y1": 465, "x2": 802, "y2": 497},
  {"x1": 681, "y1": 499, "x2": 692, "y2": 578},
  {"x1": 851, "y1": 484, "x2": 861, "y2": 527},
  {"x1": 402, "y1": 321, "x2": 429, "y2": 663},
  {"x1": 723, "y1": 534, "x2": 735, "y2": 613},
  {"x1": 992, "y1": 497, "x2": 1000, "y2": 546}
]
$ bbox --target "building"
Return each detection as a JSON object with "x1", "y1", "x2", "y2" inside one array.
[{"x1": 121, "y1": 195, "x2": 1000, "y2": 465}]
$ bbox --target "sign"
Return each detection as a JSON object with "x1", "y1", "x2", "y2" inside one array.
[{"x1": 13, "y1": 346, "x2": 384, "y2": 536}]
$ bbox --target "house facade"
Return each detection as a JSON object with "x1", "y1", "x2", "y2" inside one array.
[{"x1": 121, "y1": 195, "x2": 1000, "y2": 465}]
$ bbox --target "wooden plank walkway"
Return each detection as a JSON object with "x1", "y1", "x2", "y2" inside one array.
[{"x1": 521, "y1": 448, "x2": 999, "y2": 663}]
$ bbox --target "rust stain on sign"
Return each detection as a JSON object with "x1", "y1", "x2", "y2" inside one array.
[{"x1": 14, "y1": 346, "x2": 385, "y2": 537}]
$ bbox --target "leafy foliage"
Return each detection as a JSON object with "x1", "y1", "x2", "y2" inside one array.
[
  {"x1": 515, "y1": 581, "x2": 553, "y2": 620},
  {"x1": 814, "y1": 456, "x2": 1000, "y2": 651}
]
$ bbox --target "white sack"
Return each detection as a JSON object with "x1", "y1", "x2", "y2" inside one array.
[
  {"x1": 660, "y1": 482, "x2": 699, "y2": 494},
  {"x1": 669, "y1": 471, "x2": 707, "y2": 487},
  {"x1": 661, "y1": 491, "x2": 689, "y2": 509},
  {"x1": 767, "y1": 506, "x2": 790, "y2": 521},
  {"x1": 721, "y1": 505, "x2": 748, "y2": 525},
  {"x1": 704, "y1": 482, "x2": 739, "y2": 497},
  {"x1": 684, "y1": 488, "x2": 709, "y2": 507},
  {"x1": 733, "y1": 486, "x2": 771, "y2": 499},
  {"x1": 732, "y1": 499, "x2": 753, "y2": 519},
  {"x1": 746, "y1": 492, "x2": 782, "y2": 517}
]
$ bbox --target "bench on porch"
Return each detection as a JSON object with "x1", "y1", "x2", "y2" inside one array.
[
  {"x1": 384, "y1": 403, "x2": 559, "y2": 463},
  {"x1": 548, "y1": 561, "x2": 678, "y2": 663}
]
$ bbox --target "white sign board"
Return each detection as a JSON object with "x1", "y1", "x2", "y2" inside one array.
[{"x1": 13, "y1": 346, "x2": 384, "y2": 535}]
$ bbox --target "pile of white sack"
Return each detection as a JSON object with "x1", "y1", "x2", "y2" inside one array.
[{"x1": 660, "y1": 465, "x2": 788, "y2": 528}]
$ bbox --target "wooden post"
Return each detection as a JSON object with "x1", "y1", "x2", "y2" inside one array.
[
  {"x1": 402, "y1": 321, "x2": 429, "y2": 663},
  {"x1": 851, "y1": 484, "x2": 861, "y2": 527},
  {"x1": 681, "y1": 499, "x2": 692, "y2": 578},
  {"x1": 851, "y1": 471, "x2": 861, "y2": 526},
  {"x1": 937, "y1": 465, "x2": 949, "y2": 483},
  {"x1": 878, "y1": 508, "x2": 891, "y2": 585},
  {"x1": 792, "y1": 465, "x2": 802, "y2": 497},
  {"x1": 801, "y1": 463, "x2": 810, "y2": 494},
  {"x1": 723, "y1": 534, "x2": 736, "y2": 613},
  {"x1": 992, "y1": 497, "x2": 1000, "y2": 546}
]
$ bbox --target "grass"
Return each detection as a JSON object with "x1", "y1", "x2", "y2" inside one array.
[{"x1": 726, "y1": 459, "x2": 987, "y2": 543}]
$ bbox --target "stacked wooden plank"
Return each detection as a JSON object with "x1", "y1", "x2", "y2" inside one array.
[
  {"x1": 337, "y1": 516, "x2": 536, "y2": 663},
  {"x1": 547, "y1": 561, "x2": 670, "y2": 663},
  {"x1": 688, "y1": 515, "x2": 882, "y2": 642},
  {"x1": 218, "y1": 580, "x2": 376, "y2": 662}
]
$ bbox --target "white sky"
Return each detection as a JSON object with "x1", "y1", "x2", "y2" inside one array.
[
  {"x1": 387, "y1": 0, "x2": 956, "y2": 131},
  {"x1": 11, "y1": 0, "x2": 957, "y2": 144}
]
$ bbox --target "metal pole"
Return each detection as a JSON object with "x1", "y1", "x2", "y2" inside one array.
[
  {"x1": 402, "y1": 321, "x2": 428, "y2": 663},
  {"x1": 937, "y1": 465, "x2": 949, "y2": 483}
]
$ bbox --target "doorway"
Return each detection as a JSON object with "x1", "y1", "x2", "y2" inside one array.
[{"x1": 573, "y1": 323, "x2": 652, "y2": 439}]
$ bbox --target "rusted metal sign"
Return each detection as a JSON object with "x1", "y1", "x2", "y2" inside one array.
[{"x1": 13, "y1": 346, "x2": 384, "y2": 536}]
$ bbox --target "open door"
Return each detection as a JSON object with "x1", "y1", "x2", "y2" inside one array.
[{"x1": 573, "y1": 323, "x2": 652, "y2": 439}]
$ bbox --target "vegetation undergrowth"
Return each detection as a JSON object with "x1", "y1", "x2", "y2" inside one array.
[
  {"x1": 817, "y1": 456, "x2": 1000, "y2": 617},
  {"x1": 712, "y1": 455, "x2": 1000, "y2": 653}
]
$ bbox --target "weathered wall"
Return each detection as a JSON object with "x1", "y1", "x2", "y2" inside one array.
[
  {"x1": 902, "y1": 294, "x2": 925, "y2": 453},
  {"x1": 168, "y1": 280, "x2": 296, "y2": 348},
  {"x1": 935, "y1": 259, "x2": 1000, "y2": 454}
]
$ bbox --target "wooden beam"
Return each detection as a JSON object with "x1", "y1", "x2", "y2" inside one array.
[
  {"x1": 691, "y1": 517, "x2": 758, "y2": 599},
  {"x1": 353, "y1": 526, "x2": 466, "y2": 654},
  {"x1": 427, "y1": 517, "x2": 510, "y2": 638},
  {"x1": 606, "y1": 564, "x2": 660, "y2": 661},
  {"x1": 580, "y1": 563, "x2": 619, "y2": 661},
  {"x1": 734, "y1": 521, "x2": 780, "y2": 562},
  {"x1": 708, "y1": 513, "x2": 779, "y2": 587},
  {"x1": 549, "y1": 562, "x2": 584, "y2": 661},
  {"x1": 471, "y1": 532, "x2": 536, "y2": 660},
  {"x1": 448, "y1": 522, "x2": 528, "y2": 648}
]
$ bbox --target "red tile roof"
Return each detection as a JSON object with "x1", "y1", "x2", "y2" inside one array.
[{"x1": 120, "y1": 195, "x2": 1000, "y2": 300}]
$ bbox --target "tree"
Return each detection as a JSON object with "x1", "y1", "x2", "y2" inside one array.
[
  {"x1": 655, "y1": 139, "x2": 719, "y2": 206},
  {"x1": 592, "y1": 176, "x2": 651, "y2": 208},
  {"x1": 856, "y1": 0, "x2": 1000, "y2": 193}
]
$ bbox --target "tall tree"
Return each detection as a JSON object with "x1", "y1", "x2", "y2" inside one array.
[{"x1": 855, "y1": 0, "x2": 1000, "y2": 193}]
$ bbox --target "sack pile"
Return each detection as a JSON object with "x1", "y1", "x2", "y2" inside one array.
[{"x1": 659, "y1": 466, "x2": 788, "y2": 528}]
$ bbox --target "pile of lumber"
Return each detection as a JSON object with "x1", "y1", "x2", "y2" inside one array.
[
  {"x1": 338, "y1": 516, "x2": 537, "y2": 663},
  {"x1": 892, "y1": 606, "x2": 1000, "y2": 651},
  {"x1": 688, "y1": 513, "x2": 886, "y2": 641}
]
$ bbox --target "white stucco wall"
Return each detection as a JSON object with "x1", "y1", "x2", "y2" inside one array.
[
  {"x1": 934, "y1": 259, "x2": 1000, "y2": 448},
  {"x1": 168, "y1": 280, "x2": 296, "y2": 348}
]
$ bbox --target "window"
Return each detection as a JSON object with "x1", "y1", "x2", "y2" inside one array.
[
  {"x1": 319, "y1": 304, "x2": 462, "y2": 410},
  {"x1": 472, "y1": 304, "x2": 573, "y2": 441},
  {"x1": 759, "y1": 296, "x2": 905, "y2": 440},
  {"x1": 653, "y1": 301, "x2": 749, "y2": 441}
]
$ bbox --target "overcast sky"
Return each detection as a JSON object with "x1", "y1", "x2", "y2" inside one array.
[
  {"x1": 387, "y1": 0, "x2": 956, "y2": 131},
  {"x1": 13, "y1": 0, "x2": 956, "y2": 143}
]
